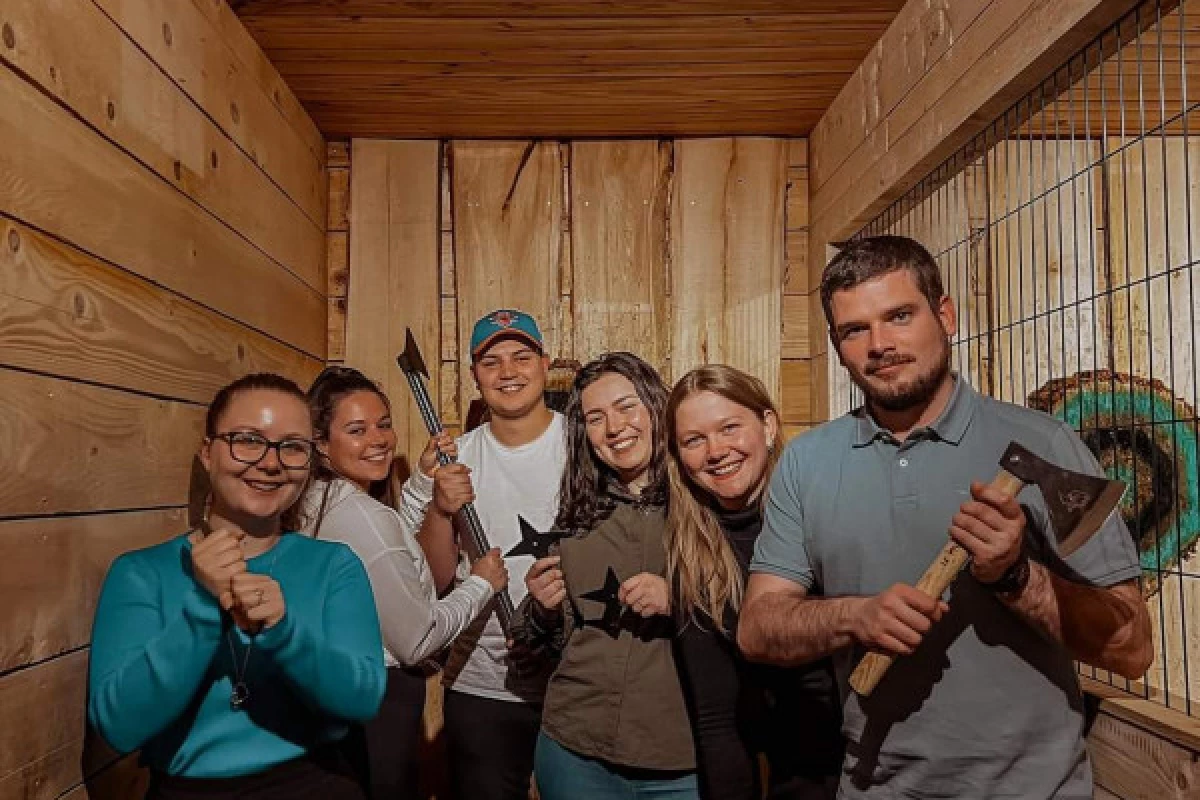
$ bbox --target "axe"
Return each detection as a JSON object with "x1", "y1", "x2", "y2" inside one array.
[
  {"x1": 396, "y1": 328, "x2": 517, "y2": 637},
  {"x1": 848, "y1": 441, "x2": 1126, "y2": 696}
]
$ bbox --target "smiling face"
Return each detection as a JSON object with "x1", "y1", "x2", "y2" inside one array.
[
  {"x1": 581, "y1": 372, "x2": 655, "y2": 490},
  {"x1": 318, "y1": 389, "x2": 396, "y2": 491},
  {"x1": 830, "y1": 269, "x2": 956, "y2": 412},
  {"x1": 471, "y1": 337, "x2": 549, "y2": 421},
  {"x1": 200, "y1": 388, "x2": 313, "y2": 525},
  {"x1": 674, "y1": 390, "x2": 779, "y2": 510}
]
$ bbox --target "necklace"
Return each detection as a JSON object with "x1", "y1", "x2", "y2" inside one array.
[{"x1": 226, "y1": 537, "x2": 282, "y2": 711}]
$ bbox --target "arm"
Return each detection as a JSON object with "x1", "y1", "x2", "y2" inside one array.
[
  {"x1": 87, "y1": 554, "x2": 224, "y2": 753},
  {"x1": 415, "y1": 463, "x2": 476, "y2": 593},
  {"x1": 997, "y1": 569, "x2": 1151, "y2": 679},
  {"x1": 257, "y1": 547, "x2": 386, "y2": 722},
  {"x1": 738, "y1": 574, "x2": 856, "y2": 666}
]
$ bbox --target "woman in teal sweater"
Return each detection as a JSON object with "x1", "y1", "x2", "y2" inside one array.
[{"x1": 88, "y1": 373, "x2": 386, "y2": 799}]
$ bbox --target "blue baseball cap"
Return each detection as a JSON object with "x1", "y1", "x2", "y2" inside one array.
[{"x1": 469, "y1": 309, "x2": 544, "y2": 361}]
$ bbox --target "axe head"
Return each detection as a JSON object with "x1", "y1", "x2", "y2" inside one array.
[
  {"x1": 396, "y1": 328, "x2": 430, "y2": 380},
  {"x1": 999, "y1": 441, "x2": 1126, "y2": 557}
]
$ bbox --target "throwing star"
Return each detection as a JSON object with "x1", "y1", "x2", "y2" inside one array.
[
  {"x1": 580, "y1": 567, "x2": 625, "y2": 638},
  {"x1": 504, "y1": 516, "x2": 568, "y2": 560}
]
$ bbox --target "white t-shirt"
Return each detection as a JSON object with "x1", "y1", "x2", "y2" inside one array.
[{"x1": 403, "y1": 411, "x2": 566, "y2": 703}]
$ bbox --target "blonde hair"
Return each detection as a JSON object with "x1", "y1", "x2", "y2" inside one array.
[{"x1": 665, "y1": 365, "x2": 782, "y2": 632}]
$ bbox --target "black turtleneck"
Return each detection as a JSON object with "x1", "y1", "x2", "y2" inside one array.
[{"x1": 713, "y1": 502, "x2": 763, "y2": 572}]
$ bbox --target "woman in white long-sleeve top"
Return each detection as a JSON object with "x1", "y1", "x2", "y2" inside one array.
[{"x1": 300, "y1": 366, "x2": 509, "y2": 800}]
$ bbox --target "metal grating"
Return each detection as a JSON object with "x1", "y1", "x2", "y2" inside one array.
[{"x1": 844, "y1": 0, "x2": 1200, "y2": 715}]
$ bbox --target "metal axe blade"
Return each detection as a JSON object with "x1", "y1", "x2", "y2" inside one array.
[
  {"x1": 396, "y1": 328, "x2": 430, "y2": 380},
  {"x1": 999, "y1": 442, "x2": 1127, "y2": 557}
]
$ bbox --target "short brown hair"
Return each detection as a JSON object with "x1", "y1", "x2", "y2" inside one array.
[{"x1": 819, "y1": 235, "x2": 944, "y2": 333}]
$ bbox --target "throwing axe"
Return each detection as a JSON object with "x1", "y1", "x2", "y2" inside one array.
[{"x1": 848, "y1": 441, "x2": 1126, "y2": 696}]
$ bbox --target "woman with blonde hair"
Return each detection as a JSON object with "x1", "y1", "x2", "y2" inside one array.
[{"x1": 666, "y1": 365, "x2": 842, "y2": 800}]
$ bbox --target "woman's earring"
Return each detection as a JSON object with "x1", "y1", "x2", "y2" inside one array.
[{"x1": 767, "y1": 438, "x2": 777, "y2": 457}]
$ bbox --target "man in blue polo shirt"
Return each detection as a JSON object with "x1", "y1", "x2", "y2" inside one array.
[{"x1": 738, "y1": 236, "x2": 1152, "y2": 798}]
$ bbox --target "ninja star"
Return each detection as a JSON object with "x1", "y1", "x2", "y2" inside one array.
[
  {"x1": 504, "y1": 516, "x2": 567, "y2": 560},
  {"x1": 581, "y1": 567, "x2": 625, "y2": 638}
]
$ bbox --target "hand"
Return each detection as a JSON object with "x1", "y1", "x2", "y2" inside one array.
[
  {"x1": 619, "y1": 573, "x2": 670, "y2": 618},
  {"x1": 525, "y1": 555, "x2": 565, "y2": 612},
  {"x1": 471, "y1": 548, "x2": 509, "y2": 592},
  {"x1": 949, "y1": 481, "x2": 1026, "y2": 584},
  {"x1": 227, "y1": 573, "x2": 286, "y2": 633},
  {"x1": 432, "y1": 463, "x2": 474, "y2": 517},
  {"x1": 850, "y1": 583, "x2": 949, "y2": 657},
  {"x1": 189, "y1": 528, "x2": 247, "y2": 607},
  {"x1": 418, "y1": 431, "x2": 458, "y2": 478}
]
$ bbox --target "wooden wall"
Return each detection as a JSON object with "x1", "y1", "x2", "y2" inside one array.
[
  {"x1": 327, "y1": 137, "x2": 811, "y2": 465},
  {"x1": 0, "y1": 0, "x2": 327, "y2": 796}
]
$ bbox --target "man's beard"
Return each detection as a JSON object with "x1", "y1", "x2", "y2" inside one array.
[{"x1": 854, "y1": 339, "x2": 952, "y2": 412}]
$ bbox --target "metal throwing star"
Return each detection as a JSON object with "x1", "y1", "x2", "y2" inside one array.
[
  {"x1": 504, "y1": 516, "x2": 567, "y2": 560},
  {"x1": 580, "y1": 567, "x2": 624, "y2": 638}
]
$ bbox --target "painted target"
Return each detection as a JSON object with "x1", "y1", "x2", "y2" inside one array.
[{"x1": 1027, "y1": 370, "x2": 1200, "y2": 597}]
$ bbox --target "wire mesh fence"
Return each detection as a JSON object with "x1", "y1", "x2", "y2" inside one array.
[{"x1": 842, "y1": 0, "x2": 1200, "y2": 716}]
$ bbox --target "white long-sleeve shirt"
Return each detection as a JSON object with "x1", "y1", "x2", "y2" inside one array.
[{"x1": 300, "y1": 474, "x2": 493, "y2": 669}]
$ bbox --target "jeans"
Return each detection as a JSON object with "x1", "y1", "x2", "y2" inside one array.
[{"x1": 534, "y1": 731, "x2": 699, "y2": 800}]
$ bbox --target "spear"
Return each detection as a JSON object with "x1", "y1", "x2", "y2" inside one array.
[{"x1": 396, "y1": 328, "x2": 516, "y2": 636}]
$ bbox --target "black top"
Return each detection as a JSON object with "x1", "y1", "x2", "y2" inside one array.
[{"x1": 673, "y1": 502, "x2": 844, "y2": 799}]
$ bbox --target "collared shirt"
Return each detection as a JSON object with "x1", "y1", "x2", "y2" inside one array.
[{"x1": 751, "y1": 377, "x2": 1140, "y2": 799}]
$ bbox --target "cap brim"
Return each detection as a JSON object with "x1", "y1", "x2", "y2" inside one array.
[{"x1": 471, "y1": 330, "x2": 543, "y2": 361}]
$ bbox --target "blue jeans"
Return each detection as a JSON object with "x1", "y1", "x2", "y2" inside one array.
[{"x1": 534, "y1": 732, "x2": 699, "y2": 800}]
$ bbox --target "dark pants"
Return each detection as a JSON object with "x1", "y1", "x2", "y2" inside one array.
[
  {"x1": 442, "y1": 689, "x2": 541, "y2": 800},
  {"x1": 344, "y1": 666, "x2": 427, "y2": 800},
  {"x1": 146, "y1": 748, "x2": 363, "y2": 800}
]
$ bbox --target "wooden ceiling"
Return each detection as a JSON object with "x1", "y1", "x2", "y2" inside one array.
[{"x1": 231, "y1": 1, "x2": 907, "y2": 139}]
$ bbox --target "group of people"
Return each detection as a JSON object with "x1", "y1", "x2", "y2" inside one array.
[{"x1": 88, "y1": 235, "x2": 1154, "y2": 800}]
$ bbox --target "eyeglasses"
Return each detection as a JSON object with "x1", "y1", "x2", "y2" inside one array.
[{"x1": 212, "y1": 431, "x2": 315, "y2": 470}]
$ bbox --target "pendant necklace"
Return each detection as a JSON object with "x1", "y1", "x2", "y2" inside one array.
[{"x1": 226, "y1": 538, "x2": 281, "y2": 711}]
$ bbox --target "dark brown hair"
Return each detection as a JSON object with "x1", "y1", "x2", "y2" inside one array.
[
  {"x1": 555, "y1": 352, "x2": 669, "y2": 533},
  {"x1": 820, "y1": 235, "x2": 944, "y2": 335}
]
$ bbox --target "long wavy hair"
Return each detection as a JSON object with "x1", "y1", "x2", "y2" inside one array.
[
  {"x1": 555, "y1": 352, "x2": 670, "y2": 534},
  {"x1": 304, "y1": 366, "x2": 398, "y2": 536},
  {"x1": 665, "y1": 365, "x2": 782, "y2": 631},
  {"x1": 204, "y1": 372, "x2": 312, "y2": 532}
]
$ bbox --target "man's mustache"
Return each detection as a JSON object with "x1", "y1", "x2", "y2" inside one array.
[{"x1": 865, "y1": 354, "x2": 915, "y2": 375}]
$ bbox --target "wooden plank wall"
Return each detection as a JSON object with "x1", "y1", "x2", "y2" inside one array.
[
  {"x1": 339, "y1": 136, "x2": 804, "y2": 467},
  {"x1": 0, "y1": 0, "x2": 326, "y2": 796}
]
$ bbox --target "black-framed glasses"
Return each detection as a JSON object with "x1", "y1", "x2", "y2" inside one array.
[{"x1": 212, "y1": 431, "x2": 315, "y2": 470}]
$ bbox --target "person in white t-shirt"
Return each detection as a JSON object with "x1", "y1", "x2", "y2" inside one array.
[{"x1": 404, "y1": 309, "x2": 567, "y2": 800}]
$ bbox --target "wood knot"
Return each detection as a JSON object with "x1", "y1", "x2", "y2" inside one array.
[
  {"x1": 173, "y1": 160, "x2": 182, "y2": 181},
  {"x1": 230, "y1": 102, "x2": 240, "y2": 124},
  {"x1": 2, "y1": 23, "x2": 14, "y2": 50},
  {"x1": 106, "y1": 101, "x2": 116, "y2": 121},
  {"x1": 7, "y1": 229, "x2": 19, "y2": 253},
  {"x1": 73, "y1": 292, "x2": 86, "y2": 318},
  {"x1": 162, "y1": 22, "x2": 172, "y2": 46},
  {"x1": 237, "y1": 344, "x2": 245, "y2": 361},
  {"x1": 210, "y1": 150, "x2": 218, "y2": 169}
]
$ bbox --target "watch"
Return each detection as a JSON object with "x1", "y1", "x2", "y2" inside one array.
[{"x1": 978, "y1": 551, "x2": 1031, "y2": 596}]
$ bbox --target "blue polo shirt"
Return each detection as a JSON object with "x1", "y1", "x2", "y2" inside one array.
[{"x1": 752, "y1": 377, "x2": 1140, "y2": 799}]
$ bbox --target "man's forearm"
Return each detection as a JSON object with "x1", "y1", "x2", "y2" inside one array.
[
  {"x1": 739, "y1": 592, "x2": 863, "y2": 666},
  {"x1": 999, "y1": 564, "x2": 1151, "y2": 679},
  {"x1": 417, "y1": 511, "x2": 460, "y2": 593}
]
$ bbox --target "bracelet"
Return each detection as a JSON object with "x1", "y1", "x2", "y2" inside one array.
[{"x1": 978, "y1": 551, "x2": 1031, "y2": 596}]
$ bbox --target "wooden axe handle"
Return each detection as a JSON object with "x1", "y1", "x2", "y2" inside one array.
[{"x1": 847, "y1": 468, "x2": 1026, "y2": 696}]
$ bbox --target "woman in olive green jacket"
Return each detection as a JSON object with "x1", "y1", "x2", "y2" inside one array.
[{"x1": 521, "y1": 352, "x2": 698, "y2": 800}]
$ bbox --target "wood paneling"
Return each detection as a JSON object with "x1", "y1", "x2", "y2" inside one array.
[
  {"x1": 570, "y1": 141, "x2": 670, "y2": 368},
  {"x1": 0, "y1": 219, "x2": 320, "y2": 404},
  {"x1": 0, "y1": 64, "x2": 325, "y2": 357},
  {"x1": 1088, "y1": 708, "x2": 1200, "y2": 799},
  {"x1": 670, "y1": 138, "x2": 787, "y2": 397},
  {"x1": 0, "y1": 651, "x2": 89, "y2": 786},
  {"x1": 0, "y1": 0, "x2": 324, "y2": 293},
  {"x1": 93, "y1": 0, "x2": 326, "y2": 227},
  {"x1": 233, "y1": 3, "x2": 905, "y2": 138},
  {"x1": 346, "y1": 140, "x2": 441, "y2": 466},
  {"x1": 0, "y1": 509, "x2": 186, "y2": 672},
  {"x1": 0, "y1": 370, "x2": 203, "y2": 517},
  {"x1": 452, "y1": 141, "x2": 565, "y2": 418}
]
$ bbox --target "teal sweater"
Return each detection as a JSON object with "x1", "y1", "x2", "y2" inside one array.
[{"x1": 88, "y1": 532, "x2": 385, "y2": 778}]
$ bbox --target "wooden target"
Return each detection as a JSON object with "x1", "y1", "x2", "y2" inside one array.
[{"x1": 1028, "y1": 370, "x2": 1200, "y2": 597}]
